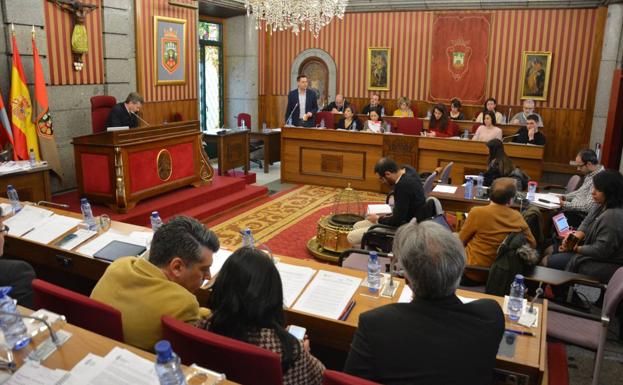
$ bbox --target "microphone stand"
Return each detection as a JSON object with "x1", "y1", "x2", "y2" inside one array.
[
  {"x1": 285, "y1": 102, "x2": 299, "y2": 126},
  {"x1": 529, "y1": 286, "x2": 544, "y2": 314},
  {"x1": 0, "y1": 311, "x2": 59, "y2": 345},
  {"x1": 131, "y1": 111, "x2": 151, "y2": 127}
]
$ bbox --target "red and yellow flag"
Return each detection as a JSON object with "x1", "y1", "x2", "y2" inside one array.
[
  {"x1": 33, "y1": 32, "x2": 63, "y2": 181},
  {"x1": 9, "y1": 34, "x2": 38, "y2": 161}
]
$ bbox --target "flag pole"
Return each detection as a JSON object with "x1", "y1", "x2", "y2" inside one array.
[
  {"x1": 11, "y1": 23, "x2": 14, "y2": 36},
  {"x1": 31, "y1": 25, "x2": 35, "y2": 39}
]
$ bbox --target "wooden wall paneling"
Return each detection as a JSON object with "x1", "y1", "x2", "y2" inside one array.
[{"x1": 140, "y1": 99, "x2": 198, "y2": 125}]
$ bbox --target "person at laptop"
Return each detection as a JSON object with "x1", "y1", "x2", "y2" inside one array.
[
  {"x1": 344, "y1": 221, "x2": 504, "y2": 385},
  {"x1": 91, "y1": 216, "x2": 219, "y2": 350},
  {"x1": 105, "y1": 92, "x2": 144, "y2": 129},
  {"x1": 560, "y1": 149, "x2": 605, "y2": 227},
  {"x1": 459, "y1": 178, "x2": 537, "y2": 285}
]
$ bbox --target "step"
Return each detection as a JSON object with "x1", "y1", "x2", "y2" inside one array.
[{"x1": 178, "y1": 185, "x2": 268, "y2": 223}]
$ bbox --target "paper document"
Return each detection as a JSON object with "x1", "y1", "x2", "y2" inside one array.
[
  {"x1": 4, "y1": 205, "x2": 54, "y2": 236},
  {"x1": 22, "y1": 215, "x2": 81, "y2": 244},
  {"x1": 58, "y1": 229, "x2": 98, "y2": 250},
  {"x1": 210, "y1": 248, "x2": 233, "y2": 276},
  {"x1": 398, "y1": 285, "x2": 413, "y2": 303},
  {"x1": 292, "y1": 270, "x2": 361, "y2": 319},
  {"x1": 59, "y1": 354, "x2": 104, "y2": 385},
  {"x1": 70, "y1": 347, "x2": 159, "y2": 385},
  {"x1": 367, "y1": 204, "x2": 392, "y2": 215},
  {"x1": 432, "y1": 185, "x2": 458, "y2": 194},
  {"x1": 531, "y1": 193, "x2": 561, "y2": 209},
  {"x1": 276, "y1": 262, "x2": 317, "y2": 307},
  {"x1": 5, "y1": 361, "x2": 68, "y2": 385},
  {"x1": 77, "y1": 230, "x2": 149, "y2": 257},
  {"x1": 129, "y1": 231, "x2": 154, "y2": 245},
  {"x1": 457, "y1": 295, "x2": 477, "y2": 304}
]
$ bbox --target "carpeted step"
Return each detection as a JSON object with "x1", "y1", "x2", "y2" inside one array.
[
  {"x1": 215, "y1": 169, "x2": 257, "y2": 185},
  {"x1": 178, "y1": 185, "x2": 268, "y2": 223}
]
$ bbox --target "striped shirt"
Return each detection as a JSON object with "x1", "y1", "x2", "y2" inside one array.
[{"x1": 563, "y1": 165, "x2": 604, "y2": 213}]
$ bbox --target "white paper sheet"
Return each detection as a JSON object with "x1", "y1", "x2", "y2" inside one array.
[
  {"x1": 0, "y1": 203, "x2": 12, "y2": 216},
  {"x1": 292, "y1": 270, "x2": 361, "y2": 319},
  {"x1": 58, "y1": 229, "x2": 98, "y2": 250},
  {"x1": 457, "y1": 295, "x2": 477, "y2": 304},
  {"x1": 129, "y1": 231, "x2": 153, "y2": 245},
  {"x1": 4, "y1": 361, "x2": 68, "y2": 385},
  {"x1": 432, "y1": 185, "x2": 458, "y2": 194},
  {"x1": 398, "y1": 285, "x2": 413, "y2": 303},
  {"x1": 59, "y1": 354, "x2": 104, "y2": 385},
  {"x1": 4, "y1": 205, "x2": 54, "y2": 236},
  {"x1": 22, "y1": 215, "x2": 81, "y2": 244},
  {"x1": 530, "y1": 193, "x2": 561, "y2": 209},
  {"x1": 77, "y1": 230, "x2": 149, "y2": 257},
  {"x1": 210, "y1": 248, "x2": 233, "y2": 276},
  {"x1": 275, "y1": 263, "x2": 317, "y2": 307},
  {"x1": 366, "y1": 204, "x2": 392, "y2": 215},
  {"x1": 77, "y1": 347, "x2": 159, "y2": 385}
]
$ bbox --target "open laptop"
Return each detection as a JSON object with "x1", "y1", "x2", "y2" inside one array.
[{"x1": 552, "y1": 212, "x2": 572, "y2": 237}]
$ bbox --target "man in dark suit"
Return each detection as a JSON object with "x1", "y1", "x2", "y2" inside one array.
[
  {"x1": 284, "y1": 74, "x2": 318, "y2": 127},
  {"x1": 322, "y1": 94, "x2": 349, "y2": 113},
  {"x1": 105, "y1": 92, "x2": 144, "y2": 129},
  {"x1": 345, "y1": 221, "x2": 505, "y2": 385}
]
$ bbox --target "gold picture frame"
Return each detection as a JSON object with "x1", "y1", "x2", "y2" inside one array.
[
  {"x1": 367, "y1": 47, "x2": 390, "y2": 91},
  {"x1": 520, "y1": 51, "x2": 552, "y2": 101},
  {"x1": 154, "y1": 16, "x2": 187, "y2": 85}
]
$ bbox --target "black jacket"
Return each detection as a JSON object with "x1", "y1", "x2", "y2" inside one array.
[
  {"x1": 285, "y1": 89, "x2": 318, "y2": 126},
  {"x1": 336, "y1": 117, "x2": 361, "y2": 131},
  {"x1": 322, "y1": 100, "x2": 349, "y2": 112},
  {"x1": 344, "y1": 295, "x2": 504, "y2": 385},
  {"x1": 512, "y1": 126, "x2": 546, "y2": 145},
  {"x1": 379, "y1": 166, "x2": 426, "y2": 227},
  {"x1": 106, "y1": 103, "x2": 138, "y2": 129}
]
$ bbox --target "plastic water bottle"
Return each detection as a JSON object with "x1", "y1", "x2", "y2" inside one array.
[
  {"x1": 476, "y1": 173, "x2": 484, "y2": 198},
  {"x1": 508, "y1": 274, "x2": 526, "y2": 321},
  {"x1": 380, "y1": 107, "x2": 385, "y2": 116},
  {"x1": 0, "y1": 287, "x2": 31, "y2": 350},
  {"x1": 28, "y1": 149, "x2": 36, "y2": 168},
  {"x1": 262, "y1": 122, "x2": 267, "y2": 131},
  {"x1": 240, "y1": 119, "x2": 246, "y2": 130},
  {"x1": 320, "y1": 119, "x2": 325, "y2": 128},
  {"x1": 242, "y1": 228, "x2": 254, "y2": 247},
  {"x1": 367, "y1": 251, "x2": 381, "y2": 293},
  {"x1": 6, "y1": 185, "x2": 21, "y2": 214},
  {"x1": 462, "y1": 128, "x2": 470, "y2": 139},
  {"x1": 151, "y1": 211, "x2": 163, "y2": 232},
  {"x1": 386, "y1": 122, "x2": 392, "y2": 133},
  {"x1": 464, "y1": 178, "x2": 473, "y2": 199},
  {"x1": 154, "y1": 340, "x2": 187, "y2": 385},
  {"x1": 286, "y1": 117, "x2": 293, "y2": 126},
  {"x1": 80, "y1": 198, "x2": 97, "y2": 231},
  {"x1": 527, "y1": 181, "x2": 537, "y2": 202}
]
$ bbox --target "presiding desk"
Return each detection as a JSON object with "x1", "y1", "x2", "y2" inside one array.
[
  {"x1": 281, "y1": 127, "x2": 545, "y2": 193},
  {"x1": 72, "y1": 121, "x2": 211, "y2": 213}
]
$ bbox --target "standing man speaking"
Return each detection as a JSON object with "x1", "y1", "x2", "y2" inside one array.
[{"x1": 285, "y1": 75, "x2": 318, "y2": 127}]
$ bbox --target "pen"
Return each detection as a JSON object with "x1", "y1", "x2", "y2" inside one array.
[
  {"x1": 505, "y1": 328, "x2": 535, "y2": 336},
  {"x1": 339, "y1": 300, "x2": 356, "y2": 321}
]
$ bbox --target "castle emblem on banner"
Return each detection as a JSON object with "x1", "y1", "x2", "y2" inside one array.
[
  {"x1": 161, "y1": 27, "x2": 180, "y2": 74},
  {"x1": 446, "y1": 38, "x2": 472, "y2": 81}
]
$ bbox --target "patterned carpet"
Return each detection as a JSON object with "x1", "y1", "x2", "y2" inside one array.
[{"x1": 211, "y1": 185, "x2": 386, "y2": 258}]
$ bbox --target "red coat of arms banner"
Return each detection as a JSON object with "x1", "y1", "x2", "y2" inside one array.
[{"x1": 429, "y1": 13, "x2": 491, "y2": 105}]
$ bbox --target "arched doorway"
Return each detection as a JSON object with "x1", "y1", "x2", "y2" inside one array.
[{"x1": 299, "y1": 58, "x2": 329, "y2": 107}]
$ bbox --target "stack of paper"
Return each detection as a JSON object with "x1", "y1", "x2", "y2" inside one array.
[
  {"x1": 432, "y1": 185, "x2": 458, "y2": 194},
  {"x1": 4, "y1": 361, "x2": 67, "y2": 385},
  {"x1": 292, "y1": 270, "x2": 361, "y2": 319},
  {"x1": 531, "y1": 193, "x2": 561, "y2": 209},
  {"x1": 275, "y1": 263, "x2": 317, "y2": 307},
  {"x1": 22, "y1": 215, "x2": 81, "y2": 244},
  {"x1": 367, "y1": 204, "x2": 392, "y2": 215},
  {"x1": 210, "y1": 248, "x2": 233, "y2": 276},
  {"x1": 4, "y1": 206, "x2": 54, "y2": 236}
]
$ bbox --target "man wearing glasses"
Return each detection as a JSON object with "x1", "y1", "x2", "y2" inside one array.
[
  {"x1": 0, "y1": 217, "x2": 36, "y2": 308},
  {"x1": 560, "y1": 149, "x2": 604, "y2": 227},
  {"x1": 510, "y1": 99, "x2": 543, "y2": 127}
]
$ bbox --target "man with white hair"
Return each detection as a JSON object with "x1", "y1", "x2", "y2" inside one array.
[
  {"x1": 344, "y1": 221, "x2": 504, "y2": 385},
  {"x1": 511, "y1": 99, "x2": 543, "y2": 127}
]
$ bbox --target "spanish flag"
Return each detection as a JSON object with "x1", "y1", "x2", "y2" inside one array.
[{"x1": 9, "y1": 33, "x2": 39, "y2": 161}]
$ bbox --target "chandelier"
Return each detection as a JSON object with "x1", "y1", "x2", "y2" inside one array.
[{"x1": 244, "y1": 0, "x2": 348, "y2": 38}]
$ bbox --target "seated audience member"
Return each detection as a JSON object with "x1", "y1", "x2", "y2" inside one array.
[
  {"x1": 472, "y1": 110, "x2": 503, "y2": 142},
  {"x1": 427, "y1": 103, "x2": 458, "y2": 137},
  {"x1": 362, "y1": 107, "x2": 387, "y2": 133},
  {"x1": 347, "y1": 158, "x2": 426, "y2": 245},
  {"x1": 0, "y1": 210, "x2": 36, "y2": 308},
  {"x1": 546, "y1": 170, "x2": 623, "y2": 284},
  {"x1": 362, "y1": 93, "x2": 384, "y2": 116},
  {"x1": 322, "y1": 94, "x2": 349, "y2": 113},
  {"x1": 207, "y1": 247, "x2": 324, "y2": 385},
  {"x1": 393, "y1": 97, "x2": 414, "y2": 117},
  {"x1": 459, "y1": 178, "x2": 537, "y2": 285},
  {"x1": 106, "y1": 92, "x2": 144, "y2": 129},
  {"x1": 91, "y1": 216, "x2": 219, "y2": 351},
  {"x1": 510, "y1": 99, "x2": 543, "y2": 127},
  {"x1": 344, "y1": 221, "x2": 504, "y2": 385},
  {"x1": 449, "y1": 98, "x2": 465, "y2": 120},
  {"x1": 336, "y1": 106, "x2": 361, "y2": 131},
  {"x1": 512, "y1": 114, "x2": 546, "y2": 145},
  {"x1": 483, "y1": 139, "x2": 514, "y2": 186},
  {"x1": 560, "y1": 149, "x2": 605, "y2": 226},
  {"x1": 475, "y1": 97, "x2": 504, "y2": 124}
]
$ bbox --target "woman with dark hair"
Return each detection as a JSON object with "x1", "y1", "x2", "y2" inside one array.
[
  {"x1": 475, "y1": 97, "x2": 504, "y2": 124},
  {"x1": 472, "y1": 110, "x2": 502, "y2": 142},
  {"x1": 362, "y1": 107, "x2": 387, "y2": 133},
  {"x1": 207, "y1": 247, "x2": 324, "y2": 385},
  {"x1": 428, "y1": 103, "x2": 458, "y2": 137},
  {"x1": 483, "y1": 139, "x2": 514, "y2": 186},
  {"x1": 449, "y1": 98, "x2": 465, "y2": 120},
  {"x1": 336, "y1": 105, "x2": 361, "y2": 131},
  {"x1": 546, "y1": 170, "x2": 623, "y2": 284}
]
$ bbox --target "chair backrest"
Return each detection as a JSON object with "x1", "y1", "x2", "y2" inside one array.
[
  {"x1": 340, "y1": 249, "x2": 393, "y2": 273},
  {"x1": 161, "y1": 316, "x2": 283, "y2": 385},
  {"x1": 315, "y1": 111, "x2": 335, "y2": 128},
  {"x1": 565, "y1": 175, "x2": 582, "y2": 193},
  {"x1": 439, "y1": 162, "x2": 454, "y2": 184},
  {"x1": 90, "y1": 95, "x2": 117, "y2": 134},
  {"x1": 448, "y1": 121, "x2": 460, "y2": 136},
  {"x1": 603, "y1": 268, "x2": 623, "y2": 317},
  {"x1": 396, "y1": 117, "x2": 422, "y2": 135},
  {"x1": 32, "y1": 279, "x2": 124, "y2": 342},
  {"x1": 323, "y1": 370, "x2": 382, "y2": 385},
  {"x1": 471, "y1": 122, "x2": 481, "y2": 132},
  {"x1": 237, "y1": 113, "x2": 252, "y2": 129},
  {"x1": 422, "y1": 171, "x2": 437, "y2": 196}
]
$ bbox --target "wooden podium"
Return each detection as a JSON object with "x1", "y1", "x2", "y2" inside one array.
[{"x1": 72, "y1": 121, "x2": 213, "y2": 213}]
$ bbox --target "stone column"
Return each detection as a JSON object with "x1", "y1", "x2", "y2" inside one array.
[{"x1": 224, "y1": 15, "x2": 258, "y2": 129}]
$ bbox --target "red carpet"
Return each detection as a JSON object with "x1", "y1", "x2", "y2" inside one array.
[{"x1": 548, "y1": 342, "x2": 569, "y2": 385}]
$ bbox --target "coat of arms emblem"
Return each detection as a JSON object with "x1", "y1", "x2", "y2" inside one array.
[
  {"x1": 446, "y1": 38, "x2": 472, "y2": 81},
  {"x1": 161, "y1": 28, "x2": 180, "y2": 74}
]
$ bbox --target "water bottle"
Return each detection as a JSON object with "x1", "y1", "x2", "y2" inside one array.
[
  {"x1": 464, "y1": 178, "x2": 473, "y2": 199},
  {"x1": 154, "y1": 340, "x2": 187, "y2": 385},
  {"x1": 242, "y1": 228, "x2": 254, "y2": 247},
  {"x1": 367, "y1": 251, "x2": 381, "y2": 293},
  {"x1": 151, "y1": 211, "x2": 163, "y2": 232},
  {"x1": 527, "y1": 181, "x2": 537, "y2": 202},
  {"x1": 28, "y1": 149, "x2": 36, "y2": 168},
  {"x1": 0, "y1": 287, "x2": 31, "y2": 350},
  {"x1": 320, "y1": 119, "x2": 325, "y2": 128},
  {"x1": 262, "y1": 122, "x2": 267, "y2": 131},
  {"x1": 508, "y1": 274, "x2": 526, "y2": 321},
  {"x1": 386, "y1": 122, "x2": 392, "y2": 133},
  {"x1": 462, "y1": 128, "x2": 470, "y2": 139},
  {"x1": 6, "y1": 185, "x2": 21, "y2": 214},
  {"x1": 476, "y1": 173, "x2": 484, "y2": 198},
  {"x1": 80, "y1": 198, "x2": 97, "y2": 231},
  {"x1": 380, "y1": 107, "x2": 385, "y2": 116}
]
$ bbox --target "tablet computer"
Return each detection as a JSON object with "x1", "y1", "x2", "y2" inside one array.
[
  {"x1": 552, "y1": 212, "x2": 572, "y2": 238},
  {"x1": 93, "y1": 240, "x2": 147, "y2": 262}
]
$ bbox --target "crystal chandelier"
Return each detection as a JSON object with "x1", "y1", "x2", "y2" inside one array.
[{"x1": 244, "y1": 0, "x2": 348, "y2": 38}]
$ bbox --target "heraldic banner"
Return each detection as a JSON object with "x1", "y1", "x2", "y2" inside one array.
[{"x1": 429, "y1": 13, "x2": 491, "y2": 105}]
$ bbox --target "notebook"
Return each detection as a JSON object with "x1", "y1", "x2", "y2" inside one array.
[{"x1": 93, "y1": 240, "x2": 147, "y2": 262}]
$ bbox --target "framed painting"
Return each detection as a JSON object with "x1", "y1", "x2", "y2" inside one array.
[
  {"x1": 367, "y1": 47, "x2": 390, "y2": 91},
  {"x1": 154, "y1": 16, "x2": 186, "y2": 85},
  {"x1": 520, "y1": 51, "x2": 552, "y2": 101}
]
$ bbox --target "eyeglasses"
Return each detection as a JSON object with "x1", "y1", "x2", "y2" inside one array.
[
  {"x1": 0, "y1": 225, "x2": 9, "y2": 235},
  {"x1": 576, "y1": 162, "x2": 586, "y2": 169}
]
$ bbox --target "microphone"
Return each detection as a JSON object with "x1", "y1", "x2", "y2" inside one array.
[
  {"x1": 502, "y1": 134, "x2": 520, "y2": 142},
  {"x1": 0, "y1": 310, "x2": 59, "y2": 345},
  {"x1": 285, "y1": 102, "x2": 299, "y2": 126},
  {"x1": 529, "y1": 286, "x2": 544, "y2": 314},
  {"x1": 131, "y1": 111, "x2": 151, "y2": 127}
]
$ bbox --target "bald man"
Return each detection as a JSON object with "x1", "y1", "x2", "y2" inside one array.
[{"x1": 323, "y1": 94, "x2": 350, "y2": 113}]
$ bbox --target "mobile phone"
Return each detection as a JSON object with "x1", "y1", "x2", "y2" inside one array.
[
  {"x1": 288, "y1": 325, "x2": 306, "y2": 341},
  {"x1": 55, "y1": 233, "x2": 77, "y2": 247},
  {"x1": 565, "y1": 233, "x2": 580, "y2": 251}
]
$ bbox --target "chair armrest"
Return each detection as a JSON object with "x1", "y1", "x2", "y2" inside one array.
[
  {"x1": 464, "y1": 264, "x2": 491, "y2": 272},
  {"x1": 548, "y1": 302, "x2": 602, "y2": 322},
  {"x1": 368, "y1": 224, "x2": 397, "y2": 232}
]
